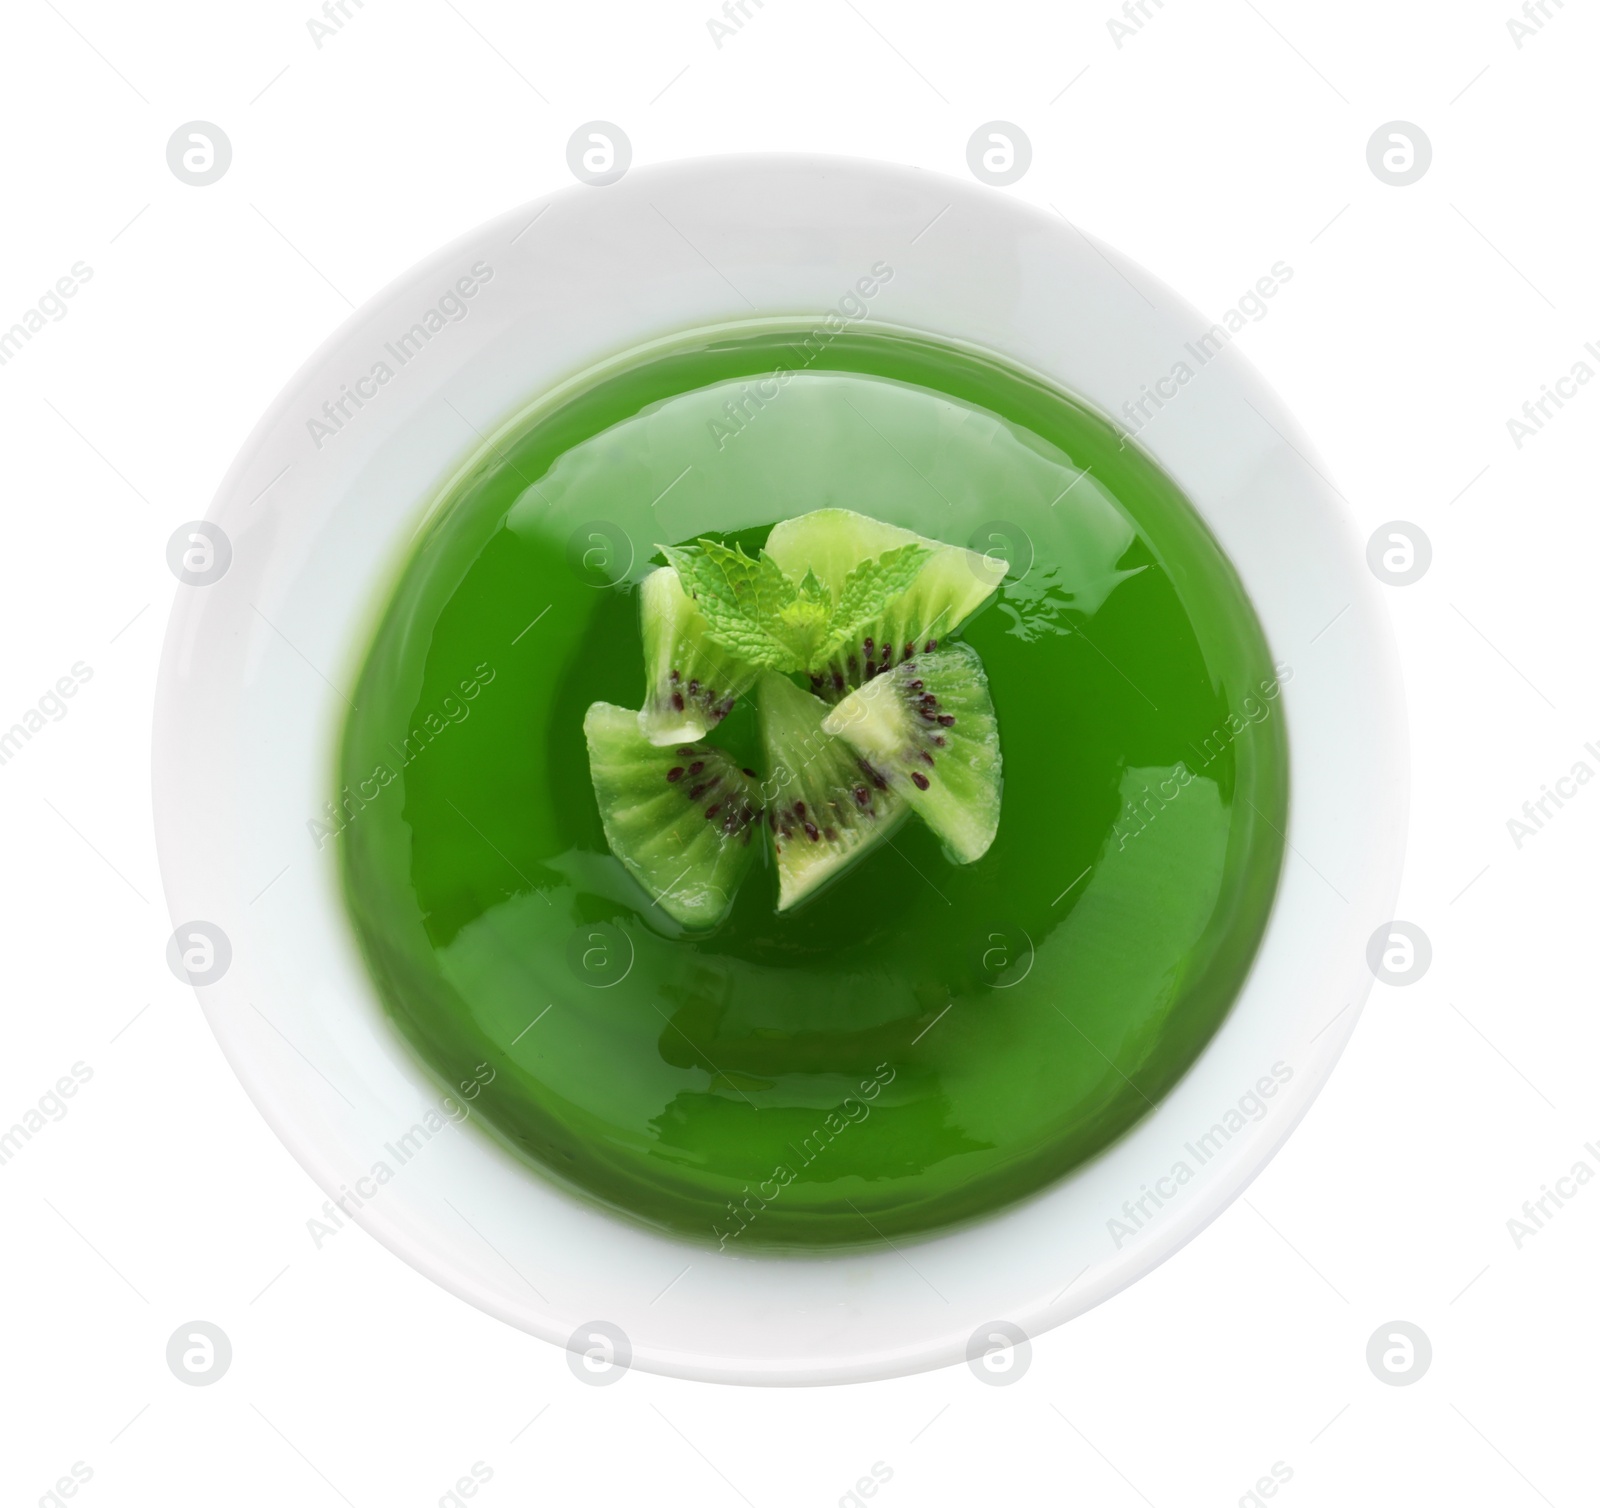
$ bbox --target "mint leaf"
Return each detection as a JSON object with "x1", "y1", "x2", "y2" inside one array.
[
  {"x1": 658, "y1": 541, "x2": 802, "y2": 671},
  {"x1": 797, "y1": 567, "x2": 830, "y2": 610},
  {"x1": 821, "y1": 543, "x2": 930, "y2": 658}
]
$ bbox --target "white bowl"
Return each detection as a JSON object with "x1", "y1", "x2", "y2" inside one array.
[{"x1": 152, "y1": 154, "x2": 1406, "y2": 1386}]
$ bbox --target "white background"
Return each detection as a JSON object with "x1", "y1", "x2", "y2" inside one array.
[{"x1": 2, "y1": 1, "x2": 1596, "y2": 1504}]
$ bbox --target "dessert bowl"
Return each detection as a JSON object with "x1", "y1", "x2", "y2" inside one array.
[{"x1": 152, "y1": 154, "x2": 1405, "y2": 1385}]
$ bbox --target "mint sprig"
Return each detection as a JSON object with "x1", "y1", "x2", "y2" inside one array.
[{"x1": 659, "y1": 538, "x2": 930, "y2": 675}]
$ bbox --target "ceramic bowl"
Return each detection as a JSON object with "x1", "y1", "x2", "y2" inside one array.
[{"x1": 152, "y1": 154, "x2": 1406, "y2": 1385}]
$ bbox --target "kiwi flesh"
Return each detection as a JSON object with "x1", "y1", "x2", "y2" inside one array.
[
  {"x1": 822, "y1": 642, "x2": 1001, "y2": 864},
  {"x1": 638, "y1": 565, "x2": 760, "y2": 746},
  {"x1": 764, "y1": 508, "x2": 1005, "y2": 699},
  {"x1": 583, "y1": 701, "x2": 762, "y2": 927},
  {"x1": 758, "y1": 671, "x2": 906, "y2": 911}
]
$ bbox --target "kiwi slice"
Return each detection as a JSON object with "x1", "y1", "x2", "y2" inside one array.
[
  {"x1": 637, "y1": 565, "x2": 760, "y2": 746},
  {"x1": 822, "y1": 642, "x2": 1001, "y2": 864},
  {"x1": 758, "y1": 671, "x2": 907, "y2": 911},
  {"x1": 583, "y1": 701, "x2": 762, "y2": 927},
  {"x1": 764, "y1": 508, "x2": 1005, "y2": 698}
]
